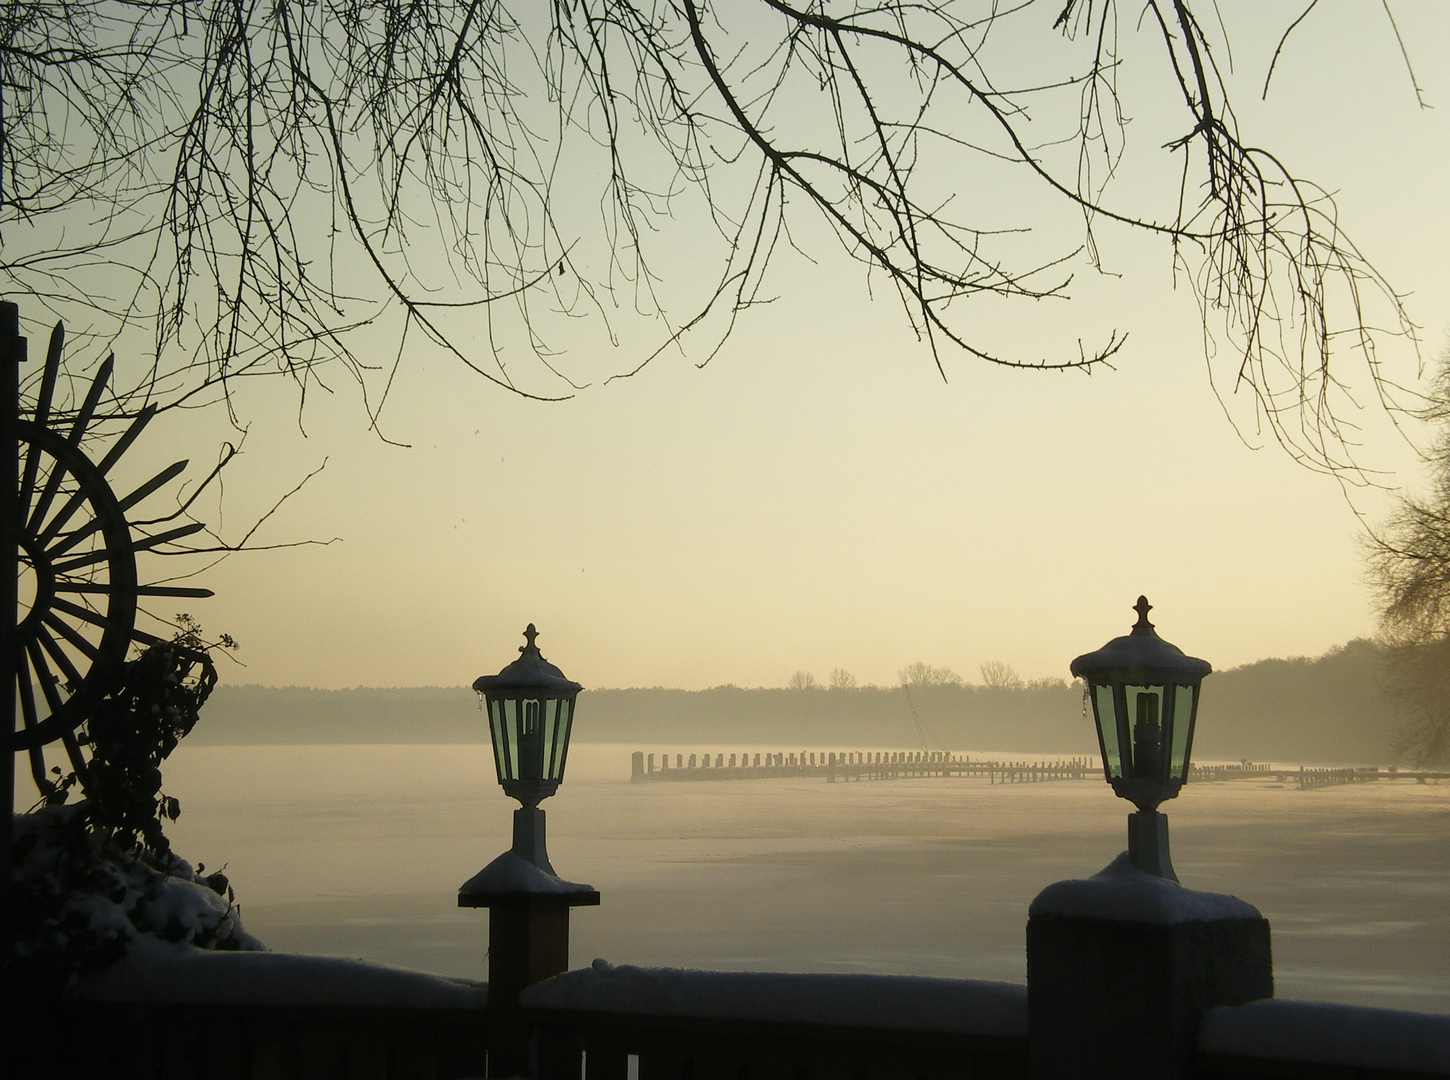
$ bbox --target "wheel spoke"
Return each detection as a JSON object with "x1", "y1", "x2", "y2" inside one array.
[
  {"x1": 117, "y1": 459, "x2": 189, "y2": 512},
  {"x1": 17, "y1": 658, "x2": 52, "y2": 792},
  {"x1": 65, "y1": 355, "x2": 111, "y2": 446},
  {"x1": 52, "y1": 521, "x2": 201, "y2": 574},
  {"x1": 35, "y1": 482, "x2": 106, "y2": 550},
  {"x1": 60, "y1": 729, "x2": 88, "y2": 780},
  {"x1": 35, "y1": 624, "x2": 85, "y2": 685},
  {"x1": 28, "y1": 355, "x2": 111, "y2": 536},
  {"x1": 128, "y1": 626, "x2": 168, "y2": 648},
  {"x1": 94, "y1": 404, "x2": 156, "y2": 477},
  {"x1": 26, "y1": 637, "x2": 67, "y2": 715},
  {"x1": 49, "y1": 596, "x2": 119, "y2": 633},
  {"x1": 45, "y1": 458, "x2": 188, "y2": 557},
  {"x1": 44, "y1": 458, "x2": 184, "y2": 559},
  {"x1": 55, "y1": 582, "x2": 214, "y2": 598},
  {"x1": 19, "y1": 322, "x2": 64, "y2": 520},
  {"x1": 42, "y1": 611, "x2": 100, "y2": 661}
]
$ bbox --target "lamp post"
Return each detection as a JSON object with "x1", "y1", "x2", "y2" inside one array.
[
  {"x1": 460, "y1": 624, "x2": 598, "y2": 1079},
  {"x1": 1070, "y1": 596, "x2": 1211, "y2": 881},
  {"x1": 1028, "y1": 599, "x2": 1269, "y2": 1080}
]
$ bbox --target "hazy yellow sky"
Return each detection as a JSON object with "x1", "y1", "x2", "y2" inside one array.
[{"x1": 104, "y1": 3, "x2": 1450, "y2": 691}]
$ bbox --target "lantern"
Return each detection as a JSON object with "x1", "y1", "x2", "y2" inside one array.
[
  {"x1": 1070, "y1": 597, "x2": 1211, "y2": 879},
  {"x1": 474, "y1": 623, "x2": 582, "y2": 809}
]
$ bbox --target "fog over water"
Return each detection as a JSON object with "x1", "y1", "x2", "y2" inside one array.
[{"x1": 142, "y1": 743, "x2": 1450, "y2": 1013}]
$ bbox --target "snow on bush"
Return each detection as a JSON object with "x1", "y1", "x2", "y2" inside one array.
[{"x1": 11, "y1": 804, "x2": 263, "y2": 995}]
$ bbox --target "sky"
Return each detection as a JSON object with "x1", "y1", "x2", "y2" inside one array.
[{"x1": 92, "y1": 3, "x2": 1450, "y2": 692}]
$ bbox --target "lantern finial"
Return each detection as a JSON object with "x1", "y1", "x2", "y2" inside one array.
[
  {"x1": 521, "y1": 623, "x2": 540, "y2": 655},
  {"x1": 1132, "y1": 595, "x2": 1153, "y2": 632}
]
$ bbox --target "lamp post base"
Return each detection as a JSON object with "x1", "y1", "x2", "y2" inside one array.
[
  {"x1": 1028, "y1": 856, "x2": 1273, "y2": 1080},
  {"x1": 1128, "y1": 808, "x2": 1177, "y2": 882},
  {"x1": 458, "y1": 815, "x2": 600, "y2": 1079}
]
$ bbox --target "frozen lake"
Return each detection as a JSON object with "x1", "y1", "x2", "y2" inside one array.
[{"x1": 128, "y1": 743, "x2": 1450, "y2": 1013}]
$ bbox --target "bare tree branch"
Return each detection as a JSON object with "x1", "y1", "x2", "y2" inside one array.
[{"x1": 0, "y1": 1, "x2": 1420, "y2": 473}]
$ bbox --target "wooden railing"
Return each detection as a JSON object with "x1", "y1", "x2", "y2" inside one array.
[
  {"x1": 15, "y1": 950, "x2": 489, "y2": 1080},
  {"x1": 522, "y1": 963, "x2": 1450, "y2": 1080},
  {"x1": 522, "y1": 962, "x2": 1030, "y2": 1080},
  {"x1": 20, "y1": 954, "x2": 1450, "y2": 1078}
]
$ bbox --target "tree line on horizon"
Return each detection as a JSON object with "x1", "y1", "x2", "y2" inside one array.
[
  {"x1": 786, "y1": 660, "x2": 1061, "y2": 693},
  {"x1": 196, "y1": 639, "x2": 1404, "y2": 765}
]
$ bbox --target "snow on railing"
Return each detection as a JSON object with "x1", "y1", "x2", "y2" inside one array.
[
  {"x1": 1200, "y1": 999, "x2": 1450, "y2": 1076},
  {"x1": 14, "y1": 939, "x2": 490, "y2": 1079},
  {"x1": 521, "y1": 959, "x2": 1029, "y2": 1080},
  {"x1": 522, "y1": 958, "x2": 1027, "y2": 1036},
  {"x1": 82, "y1": 936, "x2": 488, "y2": 1010}
]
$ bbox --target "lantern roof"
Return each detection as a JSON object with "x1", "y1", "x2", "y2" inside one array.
[
  {"x1": 1069, "y1": 597, "x2": 1211, "y2": 682},
  {"x1": 473, "y1": 624, "x2": 583, "y2": 694}
]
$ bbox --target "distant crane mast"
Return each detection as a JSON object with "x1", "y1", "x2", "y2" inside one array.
[{"x1": 902, "y1": 683, "x2": 950, "y2": 754}]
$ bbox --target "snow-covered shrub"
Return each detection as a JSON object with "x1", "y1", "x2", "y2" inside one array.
[
  {"x1": 11, "y1": 620, "x2": 262, "y2": 994},
  {"x1": 11, "y1": 805, "x2": 264, "y2": 994}
]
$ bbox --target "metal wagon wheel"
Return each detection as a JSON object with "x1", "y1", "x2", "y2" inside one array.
[{"x1": 13, "y1": 322, "x2": 213, "y2": 796}]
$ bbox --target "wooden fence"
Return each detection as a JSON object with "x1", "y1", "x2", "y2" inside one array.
[{"x1": 16, "y1": 959, "x2": 1450, "y2": 1078}]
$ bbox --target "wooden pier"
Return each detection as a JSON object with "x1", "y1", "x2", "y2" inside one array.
[
  {"x1": 629, "y1": 753, "x2": 1448, "y2": 788},
  {"x1": 630, "y1": 749, "x2": 1093, "y2": 784},
  {"x1": 1289, "y1": 764, "x2": 1449, "y2": 789}
]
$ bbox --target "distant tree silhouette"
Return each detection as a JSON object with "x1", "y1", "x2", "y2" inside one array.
[
  {"x1": 828, "y1": 668, "x2": 858, "y2": 691},
  {"x1": 1368, "y1": 343, "x2": 1450, "y2": 765},
  {"x1": 0, "y1": 1, "x2": 1418, "y2": 466},
  {"x1": 979, "y1": 661, "x2": 1025, "y2": 690},
  {"x1": 788, "y1": 670, "x2": 820, "y2": 690},
  {"x1": 898, "y1": 662, "x2": 963, "y2": 688}
]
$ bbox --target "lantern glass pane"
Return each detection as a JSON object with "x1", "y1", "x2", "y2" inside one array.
[
  {"x1": 1169, "y1": 684, "x2": 1195, "y2": 780},
  {"x1": 1094, "y1": 684, "x2": 1122, "y2": 778},
  {"x1": 488, "y1": 699, "x2": 509, "y2": 782},
  {"x1": 555, "y1": 698, "x2": 575, "y2": 780},
  {"x1": 541, "y1": 699, "x2": 560, "y2": 780},
  {"x1": 1125, "y1": 685, "x2": 1165, "y2": 779}
]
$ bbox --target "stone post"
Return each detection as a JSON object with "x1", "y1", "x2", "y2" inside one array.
[{"x1": 1027, "y1": 854, "x2": 1272, "y2": 1080}]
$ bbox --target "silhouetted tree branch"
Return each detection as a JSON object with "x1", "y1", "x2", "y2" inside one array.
[{"x1": 0, "y1": 1, "x2": 1419, "y2": 468}]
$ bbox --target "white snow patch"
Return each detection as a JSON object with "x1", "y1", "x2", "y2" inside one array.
[
  {"x1": 1201, "y1": 999, "x2": 1450, "y2": 1074},
  {"x1": 1029, "y1": 853, "x2": 1261, "y2": 925},
  {"x1": 82, "y1": 936, "x2": 486, "y2": 1010},
  {"x1": 521, "y1": 959, "x2": 1026, "y2": 1037},
  {"x1": 458, "y1": 851, "x2": 597, "y2": 898}
]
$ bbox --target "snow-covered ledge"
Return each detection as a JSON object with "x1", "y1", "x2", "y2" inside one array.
[
  {"x1": 1201, "y1": 999, "x2": 1450, "y2": 1076},
  {"x1": 1028, "y1": 852, "x2": 1262, "y2": 924},
  {"x1": 81, "y1": 937, "x2": 487, "y2": 1011},
  {"x1": 521, "y1": 958, "x2": 1027, "y2": 1038}
]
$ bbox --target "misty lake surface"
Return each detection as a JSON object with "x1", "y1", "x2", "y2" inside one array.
[{"x1": 139, "y1": 743, "x2": 1450, "y2": 1013}]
